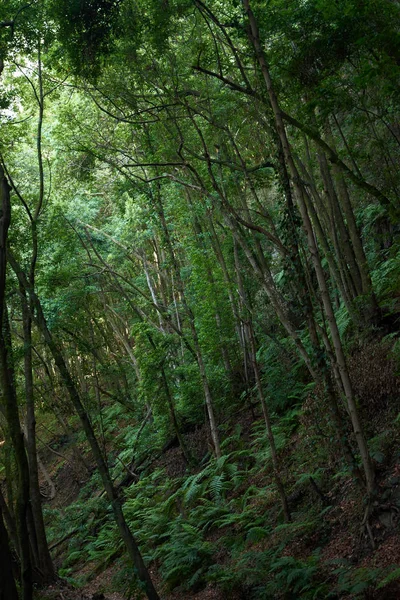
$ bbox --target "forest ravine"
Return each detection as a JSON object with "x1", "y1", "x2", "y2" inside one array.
[{"x1": 0, "y1": 1, "x2": 400, "y2": 599}]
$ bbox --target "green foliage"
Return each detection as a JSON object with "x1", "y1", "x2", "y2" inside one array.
[
  {"x1": 50, "y1": 0, "x2": 121, "y2": 76},
  {"x1": 294, "y1": 467, "x2": 326, "y2": 487},
  {"x1": 86, "y1": 523, "x2": 121, "y2": 563},
  {"x1": 181, "y1": 454, "x2": 246, "y2": 506},
  {"x1": 265, "y1": 554, "x2": 328, "y2": 599},
  {"x1": 3, "y1": 0, "x2": 400, "y2": 598},
  {"x1": 368, "y1": 431, "x2": 392, "y2": 464},
  {"x1": 377, "y1": 566, "x2": 400, "y2": 589},
  {"x1": 251, "y1": 408, "x2": 299, "y2": 467},
  {"x1": 335, "y1": 565, "x2": 383, "y2": 597},
  {"x1": 372, "y1": 252, "x2": 400, "y2": 305},
  {"x1": 155, "y1": 520, "x2": 214, "y2": 591}
]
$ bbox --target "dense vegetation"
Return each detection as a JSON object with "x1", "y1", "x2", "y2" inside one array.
[{"x1": 0, "y1": 0, "x2": 399, "y2": 598}]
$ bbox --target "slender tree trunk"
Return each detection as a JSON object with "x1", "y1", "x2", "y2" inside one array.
[
  {"x1": 243, "y1": 0, "x2": 375, "y2": 495},
  {"x1": 326, "y1": 120, "x2": 380, "y2": 322},
  {"x1": 316, "y1": 149, "x2": 363, "y2": 298},
  {"x1": 4, "y1": 440, "x2": 15, "y2": 522},
  {"x1": 0, "y1": 166, "x2": 33, "y2": 600},
  {"x1": 208, "y1": 217, "x2": 247, "y2": 381},
  {"x1": 0, "y1": 485, "x2": 18, "y2": 552},
  {"x1": 9, "y1": 255, "x2": 160, "y2": 600},
  {"x1": 0, "y1": 309, "x2": 33, "y2": 600},
  {"x1": 233, "y1": 238, "x2": 252, "y2": 384},
  {"x1": 161, "y1": 366, "x2": 193, "y2": 464},
  {"x1": 20, "y1": 287, "x2": 55, "y2": 581},
  {"x1": 36, "y1": 453, "x2": 56, "y2": 500},
  {"x1": 248, "y1": 323, "x2": 291, "y2": 521},
  {"x1": 298, "y1": 172, "x2": 358, "y2": 318},
  {"x1": 0, "y1": 505, "x2": 19, "y2": 600},
  {"x1": 152, "y1": 187, "x2": 222, "y2": 458},
  {"x1": 106, "y1": 302, "x2": 191, "y2": 462},
  {"x1": 186, "y1": 193, "x2": 235, "y2": 382}
]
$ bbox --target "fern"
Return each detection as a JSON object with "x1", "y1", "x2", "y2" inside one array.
[
  {"x1": 377, "y1": 566, "x2": 400, "y2": 589},
  {"x1": 246, "y1": 526, "x2": 269, "y2": 544},
  {"x1": 295, "y1": 467, "x2": 326, "y2": 486},
  {"x1": 336, "y1": 566, "x2": 383, "y2": 597},
  {"x1": 182, "y1": 470, "x2": 207, "y2": 504},
  {"x1": 155, "y1": 519, "x2": 214, "y2": 591},
  {"x1": 191, "y1": 501, "x2": 230, "y2": 532},
  {"x1": 265, "y1": 554, "x2": 326, "y2": 598},
  {"x1": 219, "y1": 426, "x2": 243, "y2": 452},
  {"x1": 209, "y1": 473, "x2": 226, "y2": 502}
]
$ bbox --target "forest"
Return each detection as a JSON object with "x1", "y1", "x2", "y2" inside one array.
[{"x1": 0, "y1": 0, "x2": 399, "y2": 598}]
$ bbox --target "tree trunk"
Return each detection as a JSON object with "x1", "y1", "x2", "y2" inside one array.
[
  {"x1": 0, "y1": 485, "x2": 18, "y2": 552},
  {"x1": 152, "y1": 187, "x2": 221, "y2": 458},
  {"x1": 248, "y1": 323, "x2": 291, "y2": 521},
  {"x1": 8, "y1": 254, "x2": 160, "y2": 600},
  {"x1": 0, "y1": 165, "x2": 33, "y2": 600},
  {"x1": 21, "y1": 287, "x2": 55, "y2": 581},
  {"x1": 316, "y1": 149, "x2": 363, "y2": 298},
  {"x1": 0, "y1": 505, "x2": 19, "y2": 600},
  {"x1": 208, "y1": 217, "x2": 247, "y2": 381},
  {"x1": 243, "y1": 0, "x2": 375, "y2": 495}
]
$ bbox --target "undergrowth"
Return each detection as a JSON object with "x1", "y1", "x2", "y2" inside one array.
[
  {"x1": 53, "y1": 397, "x2": 400, "y2": 599},
  {"x1": 45, "y1": 326, "x2": 400, "y2": 600}
]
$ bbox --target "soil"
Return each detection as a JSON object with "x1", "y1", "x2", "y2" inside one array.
[{"x1": 32, "y1": 354, "x2": 400, "y2": 600}]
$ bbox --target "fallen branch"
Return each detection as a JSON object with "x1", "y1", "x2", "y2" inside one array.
[
  {"x1": 49, "y1": 528, "x2": 79, "y2": 552},
  {"x1": 36, "y1": 434, "x2": 72, "y2": 464}
]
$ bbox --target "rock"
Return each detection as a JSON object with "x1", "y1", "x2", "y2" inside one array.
[{"x1": 378, "y1": 510, "x2": 394, "y2": 528}]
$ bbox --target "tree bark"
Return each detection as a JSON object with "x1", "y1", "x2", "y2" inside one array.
[
  {"x1": 152, "y1": 186, "x2": 222, "y2": 458},
  {"x1": 0, "y1": 485, "x2": 18, "y2": 552},
  {"x1": 8, "y1": 254, "x2": 160, "y2": 600},
  {"x1": 248, "y1": 323, "x2": 291, "y2": 521},
  {"x1": 21, "y1": 286, "x2": 55, "y2": 580},
  {"x1": 0, "y1": 165, "x2": 33, "y2": 600},
  {"x1": 243, "y1": 0, "x2": 375, "y2": 495},
  {"x1": 0, "y1": 505, "x2": 19, "y2": 600}
]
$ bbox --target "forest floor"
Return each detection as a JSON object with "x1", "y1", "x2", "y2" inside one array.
[
  {"x1": 34, "y1": 341, "x2": 400, "y2": 600},
  {"x1": 36, "y1": 440, "x2": 400, "y2": 600},
  {"x1": 36, "y1": 425, "x2": 231, "y2": 600}
]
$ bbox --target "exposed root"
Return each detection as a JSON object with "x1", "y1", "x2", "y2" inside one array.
[
  {"x1": 360, "y1": 497, "x2": 400, "y2": 551},
  {"x1": 360, "y1": 502, "x2": 376, "y2": 550}
]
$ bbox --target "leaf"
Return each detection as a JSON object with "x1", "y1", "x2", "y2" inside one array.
[
  {"x1": 377, "y1": 567, "x2": 400, "y2": 589},
  {"x1": 246, "y1": 526, "x2": 269, "y2": 543}
]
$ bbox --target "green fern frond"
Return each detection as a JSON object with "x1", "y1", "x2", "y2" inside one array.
[
  {"x1": 246, "y1": 526, "x2": 269, "y2": 543},
  {"x1": 377, "y1": 567, "x2": 400, "y2": 589}
]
